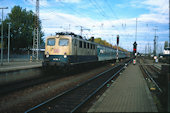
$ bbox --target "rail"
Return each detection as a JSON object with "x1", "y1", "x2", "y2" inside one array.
[
  {"x1": 140, "y1": 64, "x2": 162, "y2": 93},
  {"x1": 25, "y1": 59, "x2": 132, "y2": 113}
]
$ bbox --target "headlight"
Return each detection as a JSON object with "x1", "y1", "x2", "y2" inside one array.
[
  {"x1": 46, "y1": 52, "x2": 49, "y2": 58},
  {"x1": 64, "y1": 55, "x2": 67, "y2": 58},
  {"x1": 46, "y1": 54, "x2": 49, "y2": 58},
  {"x1": 64, "y1": 52, "x2": 67, "y2": 58}
]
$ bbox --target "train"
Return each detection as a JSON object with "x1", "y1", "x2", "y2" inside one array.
[{"x1": 42, "y1": 32, "x2": 130, "y2": 69}]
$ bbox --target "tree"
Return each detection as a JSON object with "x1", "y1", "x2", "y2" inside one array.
[
  {"x1": 0, "y1": 6, "x2": 44, "y2": 52},
  {"x1": 88, "y1": 37, "x2": 127, "y2": 51}
]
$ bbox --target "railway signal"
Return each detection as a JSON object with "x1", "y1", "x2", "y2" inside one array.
[
  {"x1": 133, "y1": 41, "x2": 137, "y2": 56},
  {"x1": 117, "y1": 35, "x2": 119, "y2": 45},
  {"x1": 116, "y1": 35, "x2": 119, "y2": 61}
]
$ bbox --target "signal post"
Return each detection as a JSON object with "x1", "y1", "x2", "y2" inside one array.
[
  {"x1": 133, "y1": 41, "x2": 137, "y2": 56},
  {"x1": 116, "y1": 35, "x2": 119, "y2": 63}
]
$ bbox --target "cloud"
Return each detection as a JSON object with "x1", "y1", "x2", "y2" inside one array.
[
  {"x1": 40, "y1": 10, "x2": 168, "y2": 40},
  {"x1": 130, "y1": 0, "x2": 169, "y2": 14},
  {"x1": 55, "y1": 0, "x2": 81, "y2": 3},
  {"x1": 142, "y1": 0, "x2": 169, "y2": 14},
  {"x1": 39, "y1": 0, "x2": 169, "y2": 53},
  {"x1": 25, "y1": 0, "x2": 49, "y2": 7},
  {"x1": 138, "y1": 13, "x2": 169, "y2": 24}
]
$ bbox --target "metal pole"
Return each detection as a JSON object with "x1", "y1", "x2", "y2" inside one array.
[
  {"x1": 0, "y1": 7, "x2": 8, "y2": 66},
  {"x1": 36, "y1": 28, "x2": 39, "y2": 61},
  {"x1": 7, "y1": 23, "x2": 11, "y2": 63},
  {"x1": 169, "y1": 3, "x2": 170, "y2": 48},
  {"x1": 116, "y1": 35, "x2": 119, "y2": 60},
  {"x1": 135, "y1": 18, "x2": 137, "y2": 41},
  {"x1": 0, "y1": 9, "x2": 3, "y2": 65},
  {"x1": 117, "y1": 46, "x2": 118, "y2": 60},
  {"x1": 153, "y1": 26, "x2": 158, "y2": 56},
  {"x1": 80, "y1": 26, "x2": 83, "y2": 36}
]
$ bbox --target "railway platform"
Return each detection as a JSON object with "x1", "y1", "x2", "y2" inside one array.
[
  {"x1": 0, "y1": 61, "x2": 42, "y2": 73},
  {"x1": 0, "y1": 61, "x2": 42, "y2": 85},
  {"x1": 88, "y1": 62, "x2": 158, "y2": 112}
]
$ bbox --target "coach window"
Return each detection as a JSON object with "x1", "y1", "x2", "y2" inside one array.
[
  {"x1": 87, "y1": 43, "x2": 89, "y2": 49},
  {"x1": 74, "y1": 39, "x2": 77, "y2": 46},
  {"x1": 47, "y1": 38, "x2": 55, "y2": 46},
  {"x1": 79, "y1": 41, "x2": 82, "y2": 48},
  {"x1": 84, "y1": 42, "x2": 86, "y2": 48},
  {"x1": 91, "y1": 44, "x2": 93, "y2": 49},
  {"x1": 93, "y1": 45, "x2": 95, "y2": 49},
  {"x1": 59, "y1": 39, "x2": 69, "y2": 46}
]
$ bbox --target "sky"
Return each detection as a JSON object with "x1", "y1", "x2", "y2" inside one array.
[{"x1": 0, "y1": 0, "x2": 169, "y2": 53}]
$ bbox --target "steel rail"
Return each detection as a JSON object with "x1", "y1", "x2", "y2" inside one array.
[
  {"x1": 25, "y1": 59, "x2": 132, "y2": 113},
  {"x1": 71, "y1": 64, "x2": 125, "y2": 113},
  {"x1": 153, "y1": 64, "x2": 161, "y2": 71},
  {"x1": 71, "y1": 58, "x2": 132, "y2": 112},
  {"x1": 141, "y1": 65, "x2": 162, "y2": 93}
]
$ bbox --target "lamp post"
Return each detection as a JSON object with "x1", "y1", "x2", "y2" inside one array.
[{"x1": 0, "y1": 7, "x2": 8, "y2": 66}]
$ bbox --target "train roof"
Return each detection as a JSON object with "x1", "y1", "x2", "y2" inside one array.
[
  {"x1": 53, "y1": 32, "x2": 129, "y2": 52},
  {"x1": 55, "y1": 32, "x2": 83, "y2": 39}
]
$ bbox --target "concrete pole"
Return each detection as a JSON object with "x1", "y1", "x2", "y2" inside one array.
[
  {"x1": 0, "y1": 7, "x2": 8, "y2": 66},
  {"x1": 7, "y1": 23, "x2": 11, "y2": 63}
]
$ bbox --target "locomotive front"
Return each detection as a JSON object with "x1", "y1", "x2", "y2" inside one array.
[{"x1": 43, "y1": 35, "x2": 71, "y2": 67}]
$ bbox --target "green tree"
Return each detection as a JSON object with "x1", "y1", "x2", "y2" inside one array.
[
  {"x1": 88, "y1": 37, "x2": 127, "y2": 51},
  {"x1": 0, "y1": 6, "x2": 44, "y2": 52}
]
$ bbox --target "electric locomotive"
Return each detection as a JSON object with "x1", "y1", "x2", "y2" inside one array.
[{"x1": 43, "y1": 32, "x2": 98, "y2": 68}]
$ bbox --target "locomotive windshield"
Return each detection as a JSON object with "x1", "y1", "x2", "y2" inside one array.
[
  {"x1": 59, "y1": 39, "x2": 69, "y2": 46},
  {"x1": 47, "y1": 38, "x2": 55, "y2": 46}
]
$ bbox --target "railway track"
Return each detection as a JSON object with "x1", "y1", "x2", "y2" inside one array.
[
  {"x1": 139, "y1": 63, "x2": 162, "y2": 93},
  {"x1": 0, "y1": 61, "x2": 115, "y2": 97},
  {"x1": 148, "y1": 64, "x2": 161, "y2": 75},
  {"x1": 0, "y1": 74, "x2": 61, "y2": 96},
  {"x1": 25, "y1": 59, "x2": 132, "y2": 113}
]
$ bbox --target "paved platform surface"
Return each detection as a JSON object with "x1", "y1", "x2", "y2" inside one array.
[
  {"x1": 88, "y1": 63, "x2": 158, "y2": 112},
  {"x1": 0, "y1": 61, "x2": 42, "y2": 73}
]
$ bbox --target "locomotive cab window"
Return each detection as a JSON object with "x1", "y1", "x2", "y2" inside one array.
[
  {"x1": 47, "y1": 38, "x2": 55, "y2": 46},
  {"x1": 59, "y1": 39, "x2": 69, "y2": 46}
]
